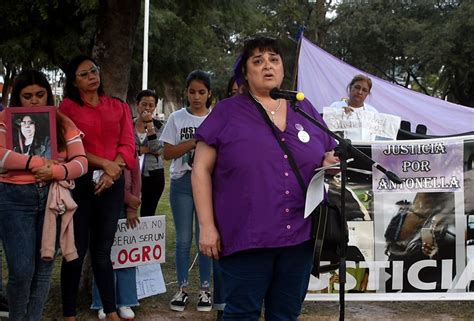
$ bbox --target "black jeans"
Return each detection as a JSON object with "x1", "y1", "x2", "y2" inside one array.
[
  {"x1": 140, "y1": 169, "x2": 165, "y2": 217},
  {"x1": 61, "y1": 172, "x2": 124, "y2": 316}
]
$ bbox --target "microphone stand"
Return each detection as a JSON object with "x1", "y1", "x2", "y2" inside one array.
[{"x1": 288, "y1": 99, "x2": 402, "y2": 321}]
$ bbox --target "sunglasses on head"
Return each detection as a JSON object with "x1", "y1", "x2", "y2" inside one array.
[{"x1": 76, "y1": 66, "x2": 100, "y2": 78}]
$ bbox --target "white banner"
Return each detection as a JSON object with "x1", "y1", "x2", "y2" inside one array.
[
  {"x1": 111, "y1": 215, "x2": 166, "y2": 269},
  {"x1": 306, "y1": 136, "x2": 474, "y2": 300}
]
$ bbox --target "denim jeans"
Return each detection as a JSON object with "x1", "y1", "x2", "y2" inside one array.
[
  {"x1": 213, "y1": 259, "x2": 225, "y2": 310},
  {"x1": 218, "y1": 240, "x2": 313, "y2": 321},
  {"x1": 169, "y1": 171, "x2": 211, "y2": 289},
  {"x1": 61, "y1": 172, "x2": 125, "y2": 316},
  {"x1": 0, "y1": 182, "x2": 54, "y2": 321},
  {"x1": 91, "y1": 267, "x2": 138, "y2": 309},
  {"x1": 91, "y1": 206, "x2": 138, "y2": 309}
]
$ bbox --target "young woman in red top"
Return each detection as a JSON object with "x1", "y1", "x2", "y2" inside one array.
[
  {"x1": 0, "y1": 70, "x2": 88, "y2": 321},
  {"x1": 59, "y1": 55, "x2": 135, "y2": 321}
]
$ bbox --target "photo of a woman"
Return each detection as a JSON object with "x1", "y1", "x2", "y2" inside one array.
[{"x1": 13, "y1": 114, "x2": 51, "y2": 158}]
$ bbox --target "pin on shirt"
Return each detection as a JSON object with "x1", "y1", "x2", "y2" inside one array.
[{"x1": 295, "y1": 123, "x2": 310, "y2": 143}]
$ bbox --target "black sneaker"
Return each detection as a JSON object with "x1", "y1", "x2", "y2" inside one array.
[
  {"x1": 197, "y1": 290, "x2": 212, "y2": 312},
  {"x1": 170, "y1": 289, "x2": 189, "y2": 312},
  {"x1": 0, "y1": 296, "x2": 8, "y2": 318}
]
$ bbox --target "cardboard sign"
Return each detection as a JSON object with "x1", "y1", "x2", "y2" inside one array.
[{"x1": 111, "y1": 215, "x2": 166, "y2": 269}]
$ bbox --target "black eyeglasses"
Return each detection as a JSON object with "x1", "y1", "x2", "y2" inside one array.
[{"x1": 76, "y1": 66, "x2": 100, "y2": 78}]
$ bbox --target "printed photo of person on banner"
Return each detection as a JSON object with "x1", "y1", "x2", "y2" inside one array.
[
  {"x1": 384, "y1": 192, "x2": 456, "y2": 292},
  {"x1": 311, "y1": 144, "x2": 376, "y2": 294},
  {"x1": 373, "y1": 138, "x2": 466, "y2": 294}
]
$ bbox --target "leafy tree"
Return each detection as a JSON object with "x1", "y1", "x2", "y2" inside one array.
[
  {"x1": 0, "y1": 0, "x2": 98, "y2": 105},
  {"x1": 0, "y1": 0, "x2": 140, "y2": 103},
  {"x1": 324, "y1": 0, "x2": 473, "y2": 106}
]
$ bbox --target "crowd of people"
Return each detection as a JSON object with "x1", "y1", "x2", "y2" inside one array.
[{"x1": 0, "y1": 35, "x2": 393, "y2": 321}]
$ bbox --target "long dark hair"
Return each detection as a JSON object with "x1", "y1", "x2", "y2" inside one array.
[
  {"x1": 9, "y1": 70, "x2": 66, "y2": 151},
  {"x1": 185, "y1": 70, "x2": 212, "y2": 108},
  {"x1": 10, "y1": 70, "x2": 54, "y2": 107},
  {"x1": 13, "y1": 114, "x2": 49, "y2": 157},
  {"x1": 64, "y1": 55, "x2": 105, "y2": 106}
]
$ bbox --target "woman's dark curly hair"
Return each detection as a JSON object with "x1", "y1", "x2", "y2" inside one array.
[{"x1": 9, "y1": 70, "x2": 54, "y2": 107}]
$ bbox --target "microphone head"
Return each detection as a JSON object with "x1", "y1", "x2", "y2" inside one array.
[
  {"x1": 269, "y1": 87, "x2": 279, "y2": 100},
  {"x1": 296, "y1": 92, "x2": 305, "y2": 101}
]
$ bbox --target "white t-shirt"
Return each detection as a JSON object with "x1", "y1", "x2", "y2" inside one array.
[
  {"x1": 159, "y1": 108, "x2": 208, "y2": 179},
  {"x1": 326, "y1": 100, "x2": 378, "y2": 141}
]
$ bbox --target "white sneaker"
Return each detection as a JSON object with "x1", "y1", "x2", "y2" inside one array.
[
  {"x1": 97, "y1": 308, "x2": 106, "y2": 320},
  {"x1": 118, "y1": 306, "x2": 135, "y2": 319},
  {"x1": 170, "y1": 289, "x2": 189, "y2": 311},
  {"x1": 197, "y1": 290, "x2": 212, "y2": 312}
]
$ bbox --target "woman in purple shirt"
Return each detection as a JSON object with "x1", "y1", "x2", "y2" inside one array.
[{"x1": 192, "y1": 36, "x2": 338, "y2": 320}]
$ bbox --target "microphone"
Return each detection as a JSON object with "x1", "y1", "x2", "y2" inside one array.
[{"x1": 270, "y1": 88, "x2": 305, "y2": 102}]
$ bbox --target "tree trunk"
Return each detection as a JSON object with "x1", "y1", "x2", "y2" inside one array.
[
  {"x1": 162, "y1": 81, "x2": 180, "y2": 118},
  {"x1": 93, "y1": 0, "x2": 141, "y2": 100},
  {"x1": 1, "y1": 64, "x2": 16, "y2": 107}
]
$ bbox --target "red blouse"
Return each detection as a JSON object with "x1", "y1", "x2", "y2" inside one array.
[{"x1": 59, "y1": 96, "x2": 135, "y2": 170}]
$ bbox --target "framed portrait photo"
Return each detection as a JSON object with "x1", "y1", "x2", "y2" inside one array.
[{"x1": 5, "y1": 106, "x2": 58, "y2": 160}]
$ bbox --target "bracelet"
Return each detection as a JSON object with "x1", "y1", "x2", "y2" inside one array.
[
  {"x1": 25, "y1": 155, "x2": 33, "y2": 170},
  {"x1": 145, "y1": 120, "x2": 153, "y2": 123},
  {"x1": 62, "y1": 165, "x2": 69, "y2": 180}
]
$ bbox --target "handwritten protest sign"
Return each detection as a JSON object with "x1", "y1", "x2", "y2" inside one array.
[
  {"x1": 111, "y1": 215, "x2": 166, "y2": 269},
  {"x1": 323, "y1": 107, "x2": 401, "y2": 141},
  {"x1": 136, "y1": 263, "x2": 167, "y2": 299}
]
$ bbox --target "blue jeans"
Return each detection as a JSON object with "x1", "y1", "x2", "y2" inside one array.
[
  {"x1": 219, "y1": 240, "x2": 313, "y2": 321},
  {"x1": 170, "y1": 172, "x2": 211, "y2": 289},
  {"x1": 91, "y1": 267, "x2": 138, "y2": 309},
  {"x1": 91, "y1": 206, "x2": 138, "y2": 310},
  {"x1": 213, "y1": 260, "x2": 225, "y2": 310},
  {"x1": 0, "y1": 182, "x2": 54, "y2": 321}
]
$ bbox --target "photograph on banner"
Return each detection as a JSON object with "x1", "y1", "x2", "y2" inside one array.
[
  {"x1": 372, "y1": 138, "x2": 466, "y2": 293},
  {"x1": 327, "y1": 144, "x2": 374, "y2": 222},
  {"x1": 309, "y1": 143, "x2": 376, "y2": 294},
  {"x1": 330, "y1": 222, "x2": 375, "y2": 294},
  {"x1": 308, "y1": 221, "x2": 375, "y2": 294},
  {"x1": 111, "y1": 215, "x2": 166, "y2": 269}
]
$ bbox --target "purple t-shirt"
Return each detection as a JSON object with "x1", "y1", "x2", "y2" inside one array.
[{"x1": 196, "y1": 94, "x2": 337, "y2": 256}]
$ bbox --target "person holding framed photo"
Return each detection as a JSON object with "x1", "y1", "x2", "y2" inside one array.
[
  {"x1": 59, "y1": 55, "x2": 135, "y2": 321},
  {"x1": 0, "y1": 70, "x2": 88, "y2": 321}
]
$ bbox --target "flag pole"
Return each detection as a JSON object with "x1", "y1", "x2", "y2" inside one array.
[
  {"x1": 142, "y1": 0, "x2": 150, "y2": 90},
  {"x1": 291, "y1": 30, "x2": 304, "y2": 91}
]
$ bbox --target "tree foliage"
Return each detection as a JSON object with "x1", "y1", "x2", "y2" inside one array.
[
  {"x1": 1, "y1": 0, "x2": 472, "y2": 108},
  {"x1": 324, "y1": 0, "x2": 474, "y2": 106}
]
